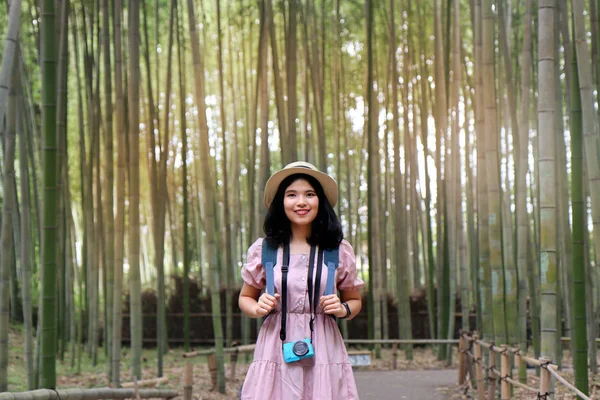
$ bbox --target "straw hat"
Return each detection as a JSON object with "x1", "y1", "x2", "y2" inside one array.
[{"x1": 263, "y1": 161, "x2": 338, "y2": 209}]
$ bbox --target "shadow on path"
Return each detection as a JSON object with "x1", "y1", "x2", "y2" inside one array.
[{"x1": 354, "y1": 369, "x2": 458, "y2": 399}]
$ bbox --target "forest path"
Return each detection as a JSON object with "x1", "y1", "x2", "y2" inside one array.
[{"x1": 354, "y1": 369, "x2": 458, "y2": 399}]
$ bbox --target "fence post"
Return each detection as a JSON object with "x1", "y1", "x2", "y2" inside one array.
[
  {"x1": 500, "y1": 345, "x2": 510, "y2": 400},
  {"x1": 486, "y1": 346, "x2": 496, "y2": 400},
  {"x1": 539, "y1": 357, "x2": 551, "y2": 398},
  {"x1": 473, "y1": 335, "x2": 486, "y2": 400},
  {"x1": 514, "y1": 350, "x2": 524, "y2": 384},
  {"x1": 183, "y1": 362, "x2": 193, "y2": 400},
  {"x1": 458, "y1": 333, "x2": 466, "y2": 385},
  {"x1": 208, "y1": 353, "x2": 217, "y2": 391},
  {"x1": 392, "y1": 343, "x2": 398, "y2": 370},
  {"x1": 230, "y1": 348, "x2": 239, "y2": 381}
]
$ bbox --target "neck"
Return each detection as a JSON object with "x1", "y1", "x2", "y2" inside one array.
[{"x1": 290, "y1": 224, "x2": 311, "y2": 243}]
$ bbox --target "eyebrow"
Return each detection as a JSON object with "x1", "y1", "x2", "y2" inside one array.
[{"x1": 285, "y1": 188, "x2": 316, "y2": 193}]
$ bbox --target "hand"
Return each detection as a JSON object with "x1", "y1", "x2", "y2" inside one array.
[
  {"x1": 254, "y1": 293, "x2": 280, "y2": 317},
  {"x1": 319, "y1": 294, "x2": 346, "y2": 318}
]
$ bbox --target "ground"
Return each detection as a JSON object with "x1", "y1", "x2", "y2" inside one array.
[{"x1": 7, "y1": 326, "x2": 600, "y2": 399}]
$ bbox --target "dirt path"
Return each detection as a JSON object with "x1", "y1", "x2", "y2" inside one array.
[{"x1": 354, "y1": 369, "x2": 458, "y2": 399}]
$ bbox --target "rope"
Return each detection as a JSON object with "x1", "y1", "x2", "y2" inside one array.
[
  {"x1": 51, "y1": 389, "x2": 62, "y2": 400},
  {"x1": 504, "y1": 376, "x2": 538, "y2": 394},
  {"x1": 545, "y1": 365, "x2": 591, "y2": 400}
]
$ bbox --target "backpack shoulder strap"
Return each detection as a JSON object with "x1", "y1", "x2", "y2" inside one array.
[
  {"x1": 261, "y1": 239, "x2": 278, "y2": 295},
  {"x1": 324, "y1": 246, "x2": 340, "y2": 295}
]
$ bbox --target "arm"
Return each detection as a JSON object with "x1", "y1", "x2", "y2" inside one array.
[{"x1": 238, "y1": 282, "x2": 280, "y2": 318}]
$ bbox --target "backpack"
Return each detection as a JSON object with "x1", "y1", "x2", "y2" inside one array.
[{"x1": 261, "y1": 240, "x2": 339, "y2": 296}]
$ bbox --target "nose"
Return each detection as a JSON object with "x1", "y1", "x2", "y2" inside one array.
[{"x1": 296, "y1": 196, "x2": 307, "y2": 206}]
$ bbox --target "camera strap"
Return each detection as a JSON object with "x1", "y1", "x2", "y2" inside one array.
[
  {"x1": 279, "y1": 243, "x2": 320, "y2": 344},
  {"x1": 308, "y1": 249, "x2": 323, "y2": 338},
  {"x1": 279, "y1": 242, "x2": 291, "y2": 342}
]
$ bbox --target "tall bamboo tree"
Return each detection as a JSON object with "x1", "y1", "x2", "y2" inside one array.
[
  {"x1": 0, "y1": 0, "x2": 21, "y2": 126},
  {"x1": 176, "y1": 0, "x2": 190, "y2": 353},
  {"x1": 516, "y1": 0, "x2": 533, "y2": 383},
  {"x1": 569, "y1": 25, "x2": 589, "y2": 394},
  {"x1": 573, "y1": 0, "x2": 600, "y2": 338},
  {"x1": 0, "y1": 53, "x2": 18, "y2": 394},
  {"x1": 391, "y1": 0, "x2": 412, "y2": 360},
  {"x1": 434, "y1": 0, "x2": 450, "y2": 359},
  {"x1": 216, "y1": 0, "x2": 234, "y2": 348},
  {"x1": 128, "y1": 0, "x2": 144, "y2": 380},
  {"x1": 39, "y1": 0, "x2": 59, "y2": 386},
  {"x1": 186, "y1": 0, "x2": 226, "y2": 391},
  {"x1": 482, "y1": 0, "x2": 507, "y2": 347},
  {"x1": 538, "y1": 0, "x2": 559, "y2": 370},
  {"x1": 101, "y1": 0, "x2": 114, "y2": 376},
  {"x1": 17, "y1": 59, "x2": 35, "y2": 390},
  {"x1": 111, "y1": 0, "x2": 127, "y2": 384}
]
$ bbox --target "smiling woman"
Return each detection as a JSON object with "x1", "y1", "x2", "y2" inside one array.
[
  {"x1": 283, "y1": 179, "x2": 320, "y2": 233},
  {"x1": 237, "y1": 161, "x2": 364, "y2": 400}
]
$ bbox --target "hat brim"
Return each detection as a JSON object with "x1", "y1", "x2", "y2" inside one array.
[{"x1": 263, "y1": 167, "x2": 338, "y2": 209}]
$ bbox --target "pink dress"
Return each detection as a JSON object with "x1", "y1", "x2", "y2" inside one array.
[{"x1": 240, "y1": 238, "x2": 365, "y2": 400}]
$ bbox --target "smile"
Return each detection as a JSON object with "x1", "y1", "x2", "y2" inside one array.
[{"x1": 295, "y1": 210, "x2": 310, "y2": 215}]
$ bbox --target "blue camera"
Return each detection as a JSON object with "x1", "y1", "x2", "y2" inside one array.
[{"x1": 282, "y1": 338, "x2": 315, "y2": 363}]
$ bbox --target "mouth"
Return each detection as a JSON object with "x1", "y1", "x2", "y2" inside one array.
[{"x1": 295, "y1": 209, "x2": 310, "y2": 216}]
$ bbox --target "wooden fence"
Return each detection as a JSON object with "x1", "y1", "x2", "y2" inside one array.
[
  {"x1": 458, "y1": 331, "x2": 592, "y2": 400},
  {"x1": 0, "y1": 388, "x2": 177, "y2": 400}
]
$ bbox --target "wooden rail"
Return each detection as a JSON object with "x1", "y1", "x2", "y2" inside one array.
[
  {"x1": 344, "y1": 339, "x2": 459, "y2": 345},
  {"x1": 459, "y1": 331, "x2": 593, "y2": 400},
  {"x1": 0, "y1": 388, "x2": 178, "y2": 400}
]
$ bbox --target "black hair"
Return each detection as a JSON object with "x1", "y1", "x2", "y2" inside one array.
[{"x1": 263, "y1": 173, "x2": 343, "y2": 249}]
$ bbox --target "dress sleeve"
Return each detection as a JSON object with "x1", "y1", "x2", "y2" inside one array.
[
  {"x1": 337, "y1": 240, "x2": 365, "y2": 291},
  {"x1": 241, "y1": 238, "x2": 266, "y2": 289}
]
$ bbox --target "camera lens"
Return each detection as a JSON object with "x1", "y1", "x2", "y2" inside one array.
[{"x1": 292, "y1": 341, "x2": 309, "y2": 356}]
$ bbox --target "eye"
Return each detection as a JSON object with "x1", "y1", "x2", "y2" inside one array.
[
  {"x1": 307, "y1": 192, "x2": 316, "y2": 197},
  {"x1": 286, "y1": 193, "x2": 296, "y2": 198}
]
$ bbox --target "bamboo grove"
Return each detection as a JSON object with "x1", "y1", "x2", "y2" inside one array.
[{"x1": 1, "y1": 0, "x2": 600, "y2": 396}]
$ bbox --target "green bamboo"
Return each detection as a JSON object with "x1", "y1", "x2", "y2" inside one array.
[
  {"x1": 391, "y1": 0, "x2": 412, "y2": 360},
  {"x1": 186, "y1": 0, "x2": 226, "y2": 390},
  {"x1": 569, "y1": 18, "x2": 589, "y2": 395},
  {"x1": 434, "y1": 0, "x2": 449, "y2": 360},
  {"x1": 17, "y1": 62, "x2": 35, "y2": 390},
  {"x1": 110, "y1": 0, "x2": 126, "y2": 384},
  {"x1": 101, "y1": 0, "x2": 114, "y2": 378},
  {"x1": 175, "y1": 0, "x2": 190, "y2": 353},
  {"x1": 0, "y1": 54, "x2": 18, "y2": 393},
  {"x1": 573, "y1": 0, "x2": 600, "y2": 367},
  {"x1": 128, "y1": 0, "x2": 143, "y2": 380},
  {"x1": 538, "y1": 0, "x2": 558, "y2": 367},
  {"x1": 0, "y1": 0, "x2": 21, "y2": 124},
  {"x1": 482, "y1": 0, "x2": 506, "y2": 347},
  {"x1": 40, "y1": 0, "x2": 58, "y2": 386},
  {"x1": 516, "y1": 0, "x2": 533, "y2": 383}
]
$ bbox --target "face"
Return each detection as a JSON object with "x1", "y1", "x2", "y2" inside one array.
[{"x1": 283, "y1": 178, "x2": 320, "y2": 228}]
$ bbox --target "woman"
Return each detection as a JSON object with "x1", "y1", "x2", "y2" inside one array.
[{"x1": 238, "y1": 161, "x2": 364, "y2": 399}]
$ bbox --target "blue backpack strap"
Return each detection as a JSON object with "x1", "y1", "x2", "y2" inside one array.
[
  {"x1": 324, "y1": 247, "x2": 339, "y2": 295},
  {"x1": 262, "y1": 240, "x2": 278, "y2": 295}
]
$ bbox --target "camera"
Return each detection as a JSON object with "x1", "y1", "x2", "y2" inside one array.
[{"x1": 282, "y1": 338, "x2": 315, "y2": 363}]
